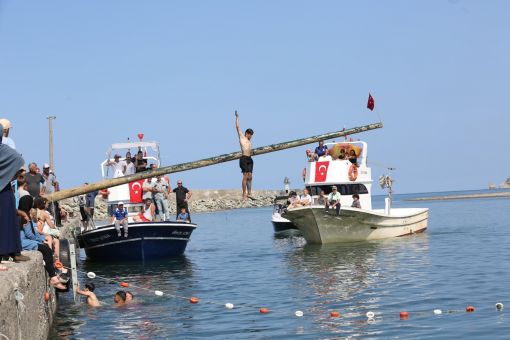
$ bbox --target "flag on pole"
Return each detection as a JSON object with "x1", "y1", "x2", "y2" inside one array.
[{"x1": 367, "y1": 93, "x2": 375, "y2": 111}]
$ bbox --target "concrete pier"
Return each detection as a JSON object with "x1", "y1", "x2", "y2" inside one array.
[{"x1": 0, "y1": 251, "x2": 57, "y2": 340}]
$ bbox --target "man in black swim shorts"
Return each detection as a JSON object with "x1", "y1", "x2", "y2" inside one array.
[{"x1": 235, "y1": 111, "x2": 254, "y2": 200}]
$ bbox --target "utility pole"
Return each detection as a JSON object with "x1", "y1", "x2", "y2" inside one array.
[{"x1": 47, "y1": 116, "x2": 56, "y2": 171}]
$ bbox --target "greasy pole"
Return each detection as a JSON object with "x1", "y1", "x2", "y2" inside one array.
[{"x1": 45, "y1": 122, "x2": 383, "y2": 202}]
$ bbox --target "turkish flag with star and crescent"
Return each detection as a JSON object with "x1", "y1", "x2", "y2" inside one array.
[
  {"x1": 315, "y1": 161, "x2": 329, "y2": 182},
  {"x1": 129, "y1": 180, "x2": 144, "y2": 203}
]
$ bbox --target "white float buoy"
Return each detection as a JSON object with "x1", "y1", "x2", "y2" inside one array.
[
  {"x1": 433, "y1": 309, "x2": 442, "y2": 315},
  {"x1": 496, "y1": 303, "x2": 504, "y2": 311},
  {"x1": 87, "y1": 272, "x2": 96, "y2": 279},
  {"x1": 154, "y1": 290, "x2": 164, "y2": 296},
  {"x1": 366, "y1": 311, "x2": 375, "y2": 319},
  {"x1": 225, "y1": 303, "x2": 234, "y2": 309},
  {"x1": 295, "y1": 310, "x2": 304, "y2": 317}
]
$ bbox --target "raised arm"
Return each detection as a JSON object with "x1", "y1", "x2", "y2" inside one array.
[{"x1": 235, "y1": 110, "x2": 242, "y2": 136}]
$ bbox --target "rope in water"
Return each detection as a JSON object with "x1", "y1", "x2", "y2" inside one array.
[{"x1": 64, "y1": 266, "x2": 505, "y2": 320}]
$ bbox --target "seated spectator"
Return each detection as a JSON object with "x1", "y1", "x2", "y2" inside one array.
[
  {"x1": 287, "y1": 191, "x2": 299, "y2": 208},
  {"x1": 114, "y1": 202, "x2": 129, "y2": 238},
  {"x1": 314, "y1": 141, "x2": 328, "y2": 160},
  {"x1": 76, "y1": 282, "x2": 101, "y2": 307},
  {"x1": 351, "y1": 194, "x2": 361, "y2": 209},
  {"x1": 326, "y1": 186, "x2": 341, "y2": 215},
  {"x1": 124, "y1": 152, "x2": 136, "y2": 175},
  {"x1": 29, "y1": 208, "x2": 59, "y2": 254},
  {"x1": 176, "y1": 207, "x2": 190, "y2": 223},
  {"x1": 316, "y1": 190, "x2": 327, "y2": 205},
  {"x1": 339, "y1": 149, "x2": 346, "y2": 160},
  {"x1": 18, "y1": 197, "x2": 66, "y2": 289},
  {"x1": 134, "y1": 150, "x2": 147, "y2": 173},
  {"x1": 34, "y1": 196, "x2": 60, "y2": 238},
  {"x1": 348, "y1": 149, "x2": 358, "y2": 164},
  {"x1": 134, "y1": 198, "x2": 156, "y2": 222},
  {"x1": 299, "y1": 188, "x2": 312, "y2": 206}
]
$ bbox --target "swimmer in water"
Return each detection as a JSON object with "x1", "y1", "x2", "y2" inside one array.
[
  {"x1": 126, "y1": 291, "x2": 134, "y2": 303},
  {"x1": 76, "y1": 283, "x2": 101, "y2": 307},
  {"x1": 114, "y1": 290, "x2": 127, "y2": 305}
]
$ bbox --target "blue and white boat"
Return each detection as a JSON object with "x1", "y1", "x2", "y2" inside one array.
[{"x1": 77, "y1": 138, "x2": 197, "y2": 262}]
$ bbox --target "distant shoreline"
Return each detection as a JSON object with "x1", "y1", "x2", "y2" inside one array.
[{"x1": 406, "y1": 192, "x2": 510, "y2": 201}]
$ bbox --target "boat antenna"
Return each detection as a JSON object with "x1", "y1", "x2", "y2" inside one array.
[{"x1": 379, "y1": 167, "x2": 395, "y2": 213}]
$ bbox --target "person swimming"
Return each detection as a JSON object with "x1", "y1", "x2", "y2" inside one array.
[
  {"x1": 76, "y1": 283, "x2": 101, "y2": 307},
  {"x1": 126, "y1": 291, "x2": 134, "y2": 302},
  {"x1": 114, "y1": 290, "x2": 127, "y2": 305}
]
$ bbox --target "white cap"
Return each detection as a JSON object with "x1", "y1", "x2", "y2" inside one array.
[
  {"x1": 0, "y1": 118, "x2": 11, "y2": 129},
  {"x1": 43, "y1": 163, "x2": 50, "y2": 169},
  {"x1": 118, "y1": 202, "x2": 124, "y2": 205}
]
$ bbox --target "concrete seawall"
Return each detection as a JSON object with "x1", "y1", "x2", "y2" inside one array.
[{"x1": 0, "y1": 252, "x2": 57, "y2": 340}]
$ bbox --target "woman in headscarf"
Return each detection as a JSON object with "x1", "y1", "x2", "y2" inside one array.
[
  {"x1": 0, "y1": 123, "x2": 29, "y2": 264},
  {"x1": 18, "y1": 195, "x2": 66, "y2": 289}
]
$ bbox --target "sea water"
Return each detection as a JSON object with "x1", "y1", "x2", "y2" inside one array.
[{"x1": 51, "y1": 191, "x2": 510, "y2": 339}]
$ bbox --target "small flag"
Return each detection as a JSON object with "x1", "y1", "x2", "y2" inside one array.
[{"x1": 367, "y1": 93, "x2": 375, "y2": 111}]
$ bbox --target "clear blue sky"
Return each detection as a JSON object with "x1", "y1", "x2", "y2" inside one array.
[{"x1": 1, "y1": 1, "x2": 509, "y2": 194}]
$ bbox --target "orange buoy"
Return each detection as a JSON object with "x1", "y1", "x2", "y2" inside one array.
[
  {"x1": 400, "y1": 311, "x2": 409, "y2": 319},
  {"x1": 44, "y1": 292, "x2": 50, "y2": 302},
  {"x1": 330, "y1": 311, "x2": 340, "y2": 318},
  {"x1": 466, "y1": 306, "x2": 475, "y2": 312},
  {"x1": 189, "y1": 297, "x2": 199, "y2": 304},
  {"x1": 120, "y1": 282, "x2": 129, "y2": 288},
  {"x1": 348, "y1": 164, "x2": 358, "y2": 181},
  {"x1": 54, "y1": 260, "x2": 63, "y2": 269},
  {"x1": 259, "y1": 307, "x2": 270, "y2": 314}
]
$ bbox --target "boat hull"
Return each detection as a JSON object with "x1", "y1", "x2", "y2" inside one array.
[
  {"x1": 77, "y1": 222, "x2": 196, "y2": 261},
  {"x1": 283, "y1": 206, "x2": 428, "y2": 244}
]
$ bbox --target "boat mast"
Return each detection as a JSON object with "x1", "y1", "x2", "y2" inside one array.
[{"x1": 45, "y1": 122, "x2": 383, "y2": 202}]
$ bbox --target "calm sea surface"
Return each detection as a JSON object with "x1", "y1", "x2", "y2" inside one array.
[{"x1": 51, "y1": 190, "x2": 510, "y2": 339}]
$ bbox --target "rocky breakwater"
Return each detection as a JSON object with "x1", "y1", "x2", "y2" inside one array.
[
  {"x1": 0, "y1": 252, "x2": 57, "y2": 340},
  {"x1": 58, "y1": 189, "x2": 283, "y2": 222}
]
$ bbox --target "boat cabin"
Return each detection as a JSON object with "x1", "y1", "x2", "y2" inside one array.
[{"x1": 304, "y1": 141, "x2": 372, "y2": 210}]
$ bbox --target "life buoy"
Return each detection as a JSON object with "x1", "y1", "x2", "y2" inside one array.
[
  {"x1": 348, "y1": 164, "x2": 358, "y2": 181},
  {"x1": 302, "y1": 167, "x2": 306, "y2": 182}
]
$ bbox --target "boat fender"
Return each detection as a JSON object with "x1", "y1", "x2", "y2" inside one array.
[{"x1": 348, "y1": 164, "x2": 358, "y2": 181}]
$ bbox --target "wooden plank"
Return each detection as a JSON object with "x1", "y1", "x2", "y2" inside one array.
[{"x1": 45, "y1": 122, "x2": 383, "y2": 202}]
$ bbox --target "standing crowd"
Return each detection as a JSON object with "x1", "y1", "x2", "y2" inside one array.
[{"x1": 0, "y1": 118, "x2": 68, "y2": 289}]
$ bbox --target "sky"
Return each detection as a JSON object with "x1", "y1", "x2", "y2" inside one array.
[{"x1": 1, "y1": 0, "x2": 509, "y2": 195}]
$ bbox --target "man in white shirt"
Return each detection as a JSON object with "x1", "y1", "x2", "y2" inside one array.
[
  {"x1": 106, "y1": 154, "x2": 126, "y2": 178},
  {"x1": 326, "y1": 186, "x2": 341, "y2": 215},
  {"x1": 0, "y1": 118, "x2": 16, "y2": 149},
  {"x1": 124, "y1": 152, "x2": 136, "y2": 176},
  {"x1": 299, "y1": 188, "x2": 312, "y2": 206}
]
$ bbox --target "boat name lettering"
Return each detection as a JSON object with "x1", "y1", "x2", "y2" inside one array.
[
  {"x1": 171, "y1": 231, "x2": 190, "y2": 236},
  {"x1": 89, "y1": 234, "x2": 112, "y2": 243}
]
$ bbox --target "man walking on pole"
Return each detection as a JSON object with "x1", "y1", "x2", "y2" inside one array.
[{"x1": 235, "y1": 110, "x2": 254, "y2": 200}]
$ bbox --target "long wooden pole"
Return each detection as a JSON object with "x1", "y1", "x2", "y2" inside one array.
[
  {"x1": 47, "y1": 116, "x2": 56, "y2": 172},
  {"x1": 46, "y1": 122, "x2": 383, "y2": 202}
]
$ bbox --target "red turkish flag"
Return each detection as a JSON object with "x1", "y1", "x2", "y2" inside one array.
[
  {"x1": 315, "y1": 161, "x2": 329, "y2": 182},
  {"x1": 129, "y1": 180, "x2": 144, "y2": 203},
  {"x1": 367, "y1": 93, "x2": 375, "y2": 111}
]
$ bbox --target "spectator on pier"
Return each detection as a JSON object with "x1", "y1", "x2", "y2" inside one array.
[
  {"x1": 351, "y1": 194, "x2": 361, "y2": 209},
  {"x1": 17, "y1": 170, "x2": 30, "y2": 198},
  {"x1": 134, "y1": 150, "x2": 147, "y2": 173},
  {"x1": 142, "y1": 178, "x2": 154, "y2": 201},
  {"x1": 326, "y1": 186, "x2": 341, "y2": 216},
  {"x1": 134, "y1": 198, "x2": 156, "y2": 222},
  {"x1": 42, "y1": 164, "x2": 60, "y2": 224},
  {"x1": 34, "y1": 196, "x2": 60, "y2": 239},
  {"x1": 124, "y1": 152, "x2": 136, "y2": 175},
  {"x1": 176, "y1": 207, "x2": 190, "y2": 223},
  {"x1": 0, "y1": 118, "x2": 16, "y2": 149},
  {"x1": 317, "y1": 190, "x2": 327, "y2": 205},
  {"x1": 114, "y1": 290, "x2": 127, "y2": 305},
  {"x1": 106, "y1": 154, "x2": 126, "y2": 178},
  {"x1": 314, "y1": 141, "x2": 328, "y2": 160},
  {"x1": 26, "y1": 162, "x2": 44, "y2": 197},
  {"x1": 18, "y1": 196, "x2": 66, "y2": 289},
  {"x1": 172, "y1": 180, "x2": 192, "y2": 221},
  {"x1": 76, "y1": 282, "x2": 101, "y2": 307},
  {"x1": 114, "y1": 202, "x2": 129, "y2": 238},
  {"x1": 152, "y1": 176, "x2": 170, "y2": 221}
]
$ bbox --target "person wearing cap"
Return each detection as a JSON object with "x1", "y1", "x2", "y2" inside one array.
[
  {"x1": 0, "y1": 118, "x2": 16, "y2": 150},
  {"x1": 106, "y1": 154, "x2": 126, "y2": 178},
  {"x1": 326, "y1": 186, "x2": 342, "y2": 215},
  {"x1": 113, "y1": 202, "x2": 129, "y2": 238},
  {"x1": 25, "y1": 162, "x2": 45, "y2": 197},
  {"x1": 41, "y1": 164, "x2": 60, "y2": 220}
]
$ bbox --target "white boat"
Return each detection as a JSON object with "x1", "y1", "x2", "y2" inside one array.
[
  {"x1": 282, "y1": 140, "x2": 428, "y2": 244},
  {"x1": 271, "y1": 196, "x2": 298, "y2": 232}
]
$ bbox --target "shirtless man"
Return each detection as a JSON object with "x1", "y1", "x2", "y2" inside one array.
[
  {"x1": 235, "y1": 111, "x2": 254, "y2": 200},
  {"x1": 76, "y1": 283, "x2": 101, "y2": 307}
]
